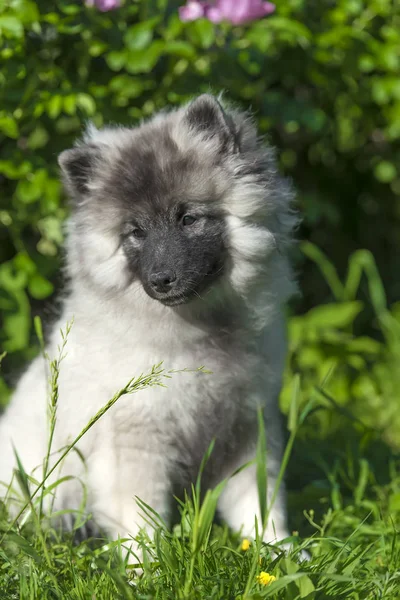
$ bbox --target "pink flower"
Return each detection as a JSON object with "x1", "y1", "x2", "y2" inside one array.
[
  {"x1": 208, "y1": 0, "x2": 275, "y2": 24},
  {"x1": 179, "y1": 1, "x2": 207, "y2": 21},
  {"x1": 85, "y1": 0, "x2": 121, "y2": 12},
  {"x1": 179, "y1": 0, "x2": 275, "y2": 25}
]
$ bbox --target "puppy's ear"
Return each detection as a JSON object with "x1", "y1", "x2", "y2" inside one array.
[
  {"x1": 183, "y1": 94, "x2": 238, "y2": 153},
  {"x1": 58, "y1": 144, "x2": 102, "y2": 199}
]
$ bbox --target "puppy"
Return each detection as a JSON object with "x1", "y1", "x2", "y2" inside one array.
[{"x1": 0, "y1": 94, "x2": 297, "y2": 553}]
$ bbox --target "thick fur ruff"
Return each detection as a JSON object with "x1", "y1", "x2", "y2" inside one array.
[{"x1": 0, "y1": 95, "x2": 297, "y2": 550}]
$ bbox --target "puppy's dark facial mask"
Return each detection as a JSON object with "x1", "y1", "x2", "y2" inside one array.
[{"x1": 121, "y1": 205, "x2": 225, "y2": 305}]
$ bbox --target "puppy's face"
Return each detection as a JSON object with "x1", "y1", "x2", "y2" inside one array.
[{"x1": 59, "y1": 95, "x2": 235, "y2": 305}]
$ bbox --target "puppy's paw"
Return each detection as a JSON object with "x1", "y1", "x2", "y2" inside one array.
[
  {"x1": 282, "y1": 542, "x2": 311, "y2": 562},
  {"x1": 270, "y1": 540, "x2": 311, "y2": 562},
  {"x1": 262, "y1": 530, "x2": 311, "y2": 563}
]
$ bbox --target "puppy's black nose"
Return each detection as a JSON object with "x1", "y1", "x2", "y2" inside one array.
[{"x1": 149, "y1": 270, "x2": 177, "y2": 293}]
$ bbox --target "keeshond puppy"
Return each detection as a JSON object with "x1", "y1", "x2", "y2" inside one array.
[{"x1": 0, "y1": 94, "x2": 297, "y2": 555}]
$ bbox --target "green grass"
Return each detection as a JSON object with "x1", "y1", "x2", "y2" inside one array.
[
  {"x1": 0, "y1": 368, "x2": 399, "y2": 599},
  {"x1": 1, "y1": 248, "x2": 400, "y2": 599},
  {"x1": 1, "y1": 430, "x2": 399, "y2": 600}
]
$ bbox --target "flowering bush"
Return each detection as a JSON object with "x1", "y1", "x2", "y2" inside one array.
[{"x1": 0, "y1": 0, "x2": 400, "y2": 433}]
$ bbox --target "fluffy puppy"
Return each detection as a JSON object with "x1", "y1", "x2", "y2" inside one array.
[{"x1": 0, "y1": 94, "x2": 297, "y2": 552}]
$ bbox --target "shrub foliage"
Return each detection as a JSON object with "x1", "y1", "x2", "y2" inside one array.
[{"x1": 1, "y1": 0, "x2": 400, "y2": 448}]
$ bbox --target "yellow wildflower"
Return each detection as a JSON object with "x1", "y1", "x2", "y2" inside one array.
[
  {"x1": 256, "y1": 572, "x2": 276, "y2": 586},
  {"x1": 241, "y1": 539, "x2": 251, "y2": 551}
]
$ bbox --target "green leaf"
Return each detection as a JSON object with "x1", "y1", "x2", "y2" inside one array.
[
  {"x1": 16, "y1": 169, "x2": 47, "y2": 204},
  {"x1": 106, "y1": 50, "x2": 127, "y2": 71},
  {"x1": 28, "y1": 273, "x2": 54, "y2": 299},
  {"x1": 164, "y1": 41, "x2": 196, "y2": 59},
  {"x1": 47, "y1": 95, "x2": 63, "y2": 119},
  {"x1": 0, "y1": 262, "x2": 27, "y2": 291},
  {"x1": 388, "y1": 492, "x2": 400, "y2": 512},
  {"x1": 2, "y1": 290, "x2": 30, "y2": 352},
  {"x1": 256, "y1": 408, "x2": 267, "y2": 526},
  {"x1": 358, "y1": 54, "x2": 375, "y2": 72},
  {"x1": 305, "y1": 302, "x2": 363, "y2": 329},
  {"x1": 76, "y1": 93, "x2": 96, "y2": 116},
  {"x1": 16, "y1": 179, "x2": 40, "y2": 203},
  {"x1": 354, "y1": 458, "x2": 369, "y2": 505},
  {"x1": 189, "y1": 19, "x2": 215, "y2": 48},
  {"x1": 14, "y1": 252, "x2": 36, "y2": 276},
  {"x1": 266, "y1": 16, "x2": 312, "y2": 45},
  {"x1": 0, "y1": 159, "x2": 31, "y2": 178},
  {"x1": 89, "y1": 40, "x2": 108, "y2": 57},
  {"x1": 124, "y1": 18, "x2": 160, "y2": 51},
  {"x1": 0, "y1": 115, "x2": 18, "y2": 138},
  {"x1": 298, "y1": 575, "x2": 316, "y2": 598},
  {"x1": 27, "y1": 125, "x2": 49, "y2": 149},
  {"x1": 258, "y1": 574, "x2": 310, "y2": 597},
  {"x1": 63, "y1": 94, "x2": 77, "y2": 115},
  {"x1": 11, "y1": 0, "x2": 40, "y2": 25},
  {"x1": 374, "y1": 160, "x2": 397, "y2": 183},
  {"x1": 34, "y1": 315, "x2": 44, "y2": 347},
  {"x1": 0, "y1": 16, "x2": 24, "y2": 38},
  {"x1": 125, "y1": 41, "x2": 165, "y2": 74},
  {"x1": 5, "y1": 533, "x2": 43, "y2": 564},
  {"x1": 345, "y1": 337, "x2": 382, "y2": 354},
  {"x1": 109, "y1": 75, "x2": 144, "y2": 99}
]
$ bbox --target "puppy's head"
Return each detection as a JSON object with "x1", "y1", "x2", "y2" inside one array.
[{"x1": 59, "y1": 94, "x2": 296, "y2": 311}]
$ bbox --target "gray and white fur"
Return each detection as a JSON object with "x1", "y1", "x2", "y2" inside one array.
[{"x1": 0, "y1": 95, "x2": 297, "y2": 552}]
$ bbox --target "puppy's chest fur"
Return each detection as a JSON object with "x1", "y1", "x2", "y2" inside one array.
[{"x1": 54, "y1": 300, "x2": 262, "y2": 471}]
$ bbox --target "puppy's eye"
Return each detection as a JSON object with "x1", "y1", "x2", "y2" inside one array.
[
  {"x1": 182, "y1": 215, "x2": 196, "y2": 226},
  {"x1": 132, "y1": 228, "x2": 146, "y2": 239}
]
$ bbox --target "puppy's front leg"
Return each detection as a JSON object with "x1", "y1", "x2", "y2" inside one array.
[
  {"x1": 217, "y1": 449, "x2": 289, "y2": 546},
  {"x1": 88, "y1": 445, "x2": 172, "y2": 562}
]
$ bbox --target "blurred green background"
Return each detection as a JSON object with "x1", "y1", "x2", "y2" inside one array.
[{"x1": 1, "y1": 0, "x2": 400, "y2": 476}]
